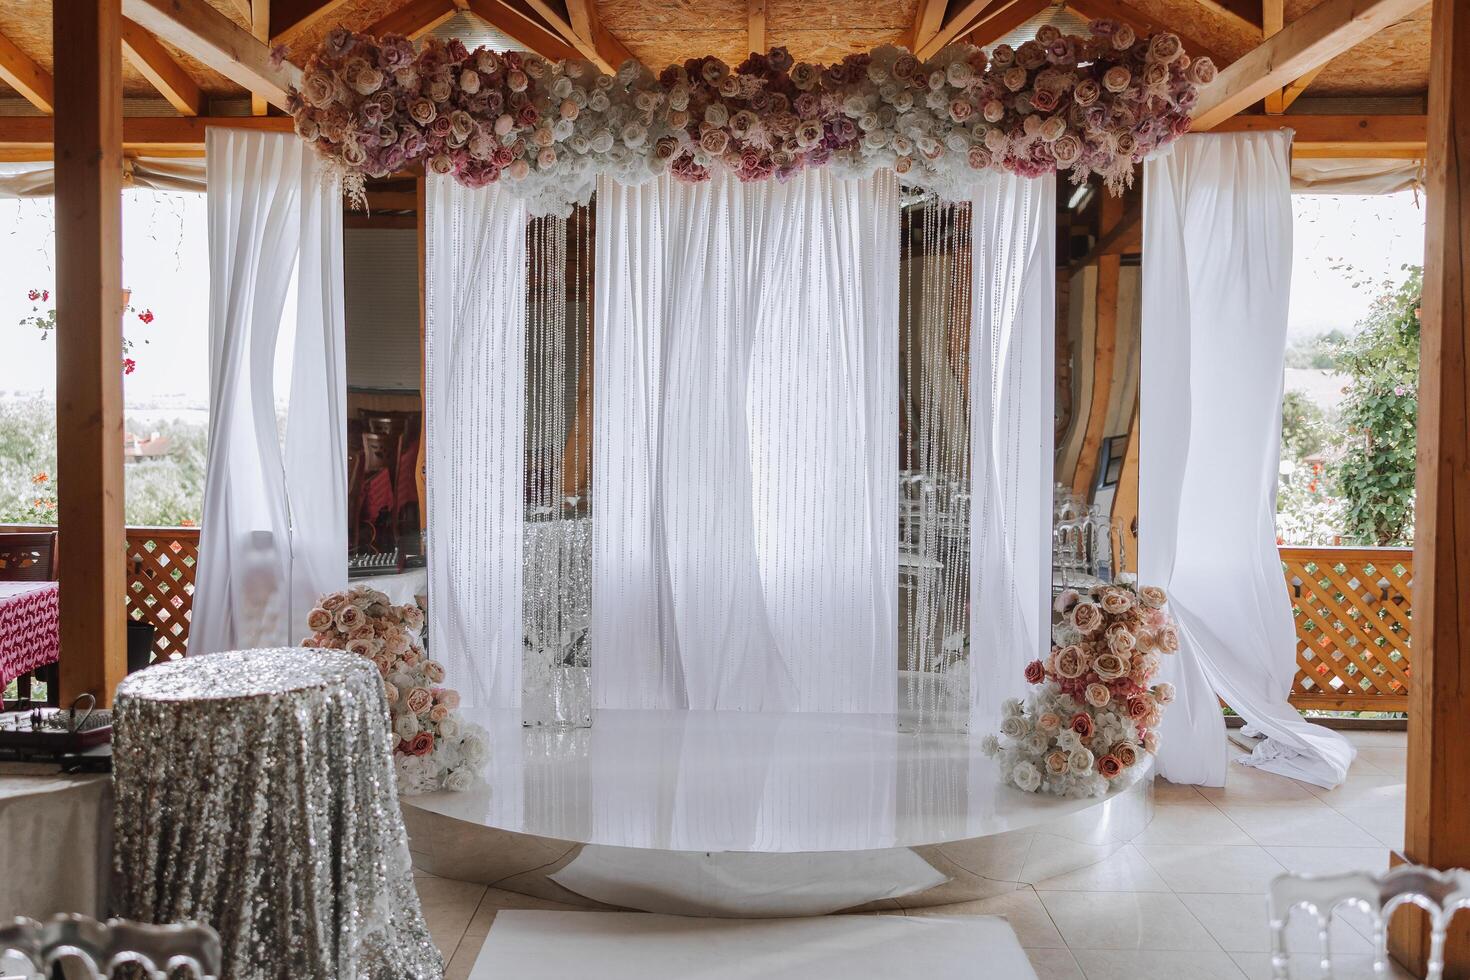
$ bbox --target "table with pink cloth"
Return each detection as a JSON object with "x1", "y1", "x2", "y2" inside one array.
[{"x1": 0, "y1": 581, "x2": 60, "y2": 688}]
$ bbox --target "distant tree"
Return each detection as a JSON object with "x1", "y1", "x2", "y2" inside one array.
[
  {"x1": 1332, "y1": 266, "x2": 1421, "y2": 546},
  {"x1": 1281, "y1": 389, "x2": 1329, "y2": 460}
]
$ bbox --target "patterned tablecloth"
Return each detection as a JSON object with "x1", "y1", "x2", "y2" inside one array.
[{"x1": 0, "y1": 582, "x2": 59, "y2": 687}]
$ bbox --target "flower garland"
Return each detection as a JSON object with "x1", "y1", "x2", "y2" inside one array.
[
  {"x1": 287, "y1": 22, "x2": 1213, "y2": 216},
  {"x1": 982, "y1": 581, "x2": 1178, "y2": 798},
  {"x1": 303, "y1": 585, "x2": 488, "y2": 794}
]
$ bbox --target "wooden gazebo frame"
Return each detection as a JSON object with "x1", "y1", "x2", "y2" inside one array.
[{"x1": 1, "y1": 0, "x2": 1464, "y2": 971}]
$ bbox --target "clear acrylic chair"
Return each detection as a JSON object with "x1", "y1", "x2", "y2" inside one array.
[
  {"x1": 0, "y1": 914, "x2": 221, "y2": 980},
  {"x1": 1269, "y1": 865, "x2": 1470, "y2": 979}
]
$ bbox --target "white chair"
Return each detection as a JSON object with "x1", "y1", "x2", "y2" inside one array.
[
  {"x1": 1269, "y1": 865, "x2": 1470, "y2": 979},
  {"x1": 0, "y1": 914, "x2": 220, "y2": 980}
]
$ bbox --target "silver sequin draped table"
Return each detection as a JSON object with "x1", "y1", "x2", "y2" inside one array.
[{"x1": 112, "y1": 648, "x2": 443, "y2": 980}]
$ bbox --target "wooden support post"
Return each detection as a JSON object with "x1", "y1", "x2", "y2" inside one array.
[
  {"x1": 1072, "y1": 191, "x2": 1123, "y2": 499},
  {"x1": 54, "y1": 0, "x2": 127, "y2": 706},
  {"x1": 1392, "y1": 0, "x2": 1470, "y2": 974}
]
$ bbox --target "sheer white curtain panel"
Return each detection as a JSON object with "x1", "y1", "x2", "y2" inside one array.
[
  {"x1": 193, "y1": 128, "x2": 346, "y2": 654},
  {"x1": 966, "y1": 172, "x2": 1057, "y2": 734},
  {"x1": 592, "y1": 169, "x2": 899, "y2": 713},
  {"x1": 424, "y1": 174, "x2": 528, "y2": 710},
  {"x1": 1141, "y1": 131, "x2": 1355, "y2": 788}
]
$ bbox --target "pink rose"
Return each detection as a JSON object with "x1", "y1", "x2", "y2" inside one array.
[
  {"x1": 699, "y1": 129, "x2": 730, "y2": 155},
  {"x1": 1037, "y1": 711, "x2": 1062, "y2": 735},
  {"x1": 1097, "y1": 754, "x2": 1123, "y2": 779},
  {"x1": 1069, "y1": 712, "x2": 1094, "y2": 739},
  {"x1": 1085, "y1": 682, "x2": 1111, "y2": 708},
  {"x1": 1072, "y1": 602, "x2": 1102, "y2": 634},
  {"x1": 1023, "y1": 660, "x2": 1046, "y2": 685},
  {"x1": 948, "y1": 99, "x2": 975, "y2": 123},
  {"x1": 306, "y1": 607, "x2": 333, "y2": 632},
  {"x1": 1054, "y1": 644, "x2": 1087, "y2": 679},
  {"x1": 1073, "y1": 78, "x2": 1101, "y2": 107},
  {"x1": 1114, "y1": 742, "x2": 1139, "y2": 767},
  {"x1": 422, "y1": 660, "x2": 446, "y2": 684},
  {"x1": 1139, "y1": 586, "x2": 1168, "y2": 609},
  {"x1": 405, "y1": 687, "x2": 433, "y2": 714},
  {"x1": 408, "y1": 732, "x2": 435, "y2": 757},
  {"x1": 1002, "y1": 67, "x2": 1028, "y2": 92},
  {"x1": 429, "y1": 703, "x2": 450, "y2": 723},
  {"x1": 1156, "y1": 624, "x2": 1180, "y2": 653},
  {"x1": 1103, "y1": 65, "x2": 1132, "y2": 93},
  {"x1": 321, "y1": 592, "x2": 349, "y2": 613},
  {"x1": 1152, "y1": 682, "x2": 1176, "y2": 705},
  {"x1": 1092, "y1": 651, "x2": 1128, "y2": 681},
  {"x1": 435, "y1": 688, "x2": 461, "y2": 709},
  {"x1": 1101, "y1": 588, "x2": 1134, "y2": 615},
  {"x1": 336, "y1": 605, "x2": 364, "y2": 630},
  {"x1": 1045, "y1": 750, "x2": 1069, "y2": 776},
  {"x1": 1126, "y1": 696, "x2": 1152, "y2": 721},
  {"x1": 1148, "y1": 32, "x2": 1183, "y2": 64}
]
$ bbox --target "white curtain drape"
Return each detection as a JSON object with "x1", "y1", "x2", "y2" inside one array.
[
  {"x1": 593, "y1": 169, "x2": 899, "y2": 713},
  {"x1": 967, "y1": 173, "x2": 1056, "y2": 735},
  {"x1": 193, "y1": 128, "x2": 346, "y2": 654},
  {"x1": 424, "y1": 174, "x2": 528, "y2": 710},
  {"x1": 1141, "y1": 131, "x2": 1355, "y2": 788}
]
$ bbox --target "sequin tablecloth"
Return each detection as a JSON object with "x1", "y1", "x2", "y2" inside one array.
[
  {"x1": 112, "y1": 649, "x2": 443, "y2": 980},
  {"x1": 0, "y1": 582, "x2": 59, "y2": 687}
]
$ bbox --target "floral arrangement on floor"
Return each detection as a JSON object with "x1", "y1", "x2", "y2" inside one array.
[
  {"x1": 303, "y1": 585, "x2": 488, "y2": 794},
  {"x1": 982, "y1": 581, "x2": 1178, "y2": 798},
  {"x1": 284, "y1": 21, "x2": 1213, "y2": 215}
]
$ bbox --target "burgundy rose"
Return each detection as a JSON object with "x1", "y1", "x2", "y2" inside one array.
[{"x1": 1023, "y1": 659, "x2": 1046, "y2": 685}]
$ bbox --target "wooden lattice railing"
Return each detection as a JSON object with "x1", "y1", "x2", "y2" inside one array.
[
  {"x1": 1282, "y1": 546, "x2": 1412, "y2": 713},
  {"x1": 0, "y1": 523, "x2": 198, "y2": 665},
  {"x1": 125, "y1": 527, "x2": 199, "y2": 664}
]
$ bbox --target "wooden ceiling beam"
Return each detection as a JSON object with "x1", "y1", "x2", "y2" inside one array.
[
  {"x1": 1191, "y1": 0, "x2": 1430, "y2": 130},
  {"x1": 1209, "y1": 113, "x2": 1426, "y2": 156},
  {"x1": 1263, "y1": 0, "x2": 1286, "y2": 113},
  {"x1": 1064, "y1": 0, "x2": 1225, "y2": 68},
  {"x1": 0, "y1": 30, "x2": 56, "y2": 114},
  {"x1": 916, "y1": 0, "x2": 998, "y2": 59},
  {"x1": 0, "y1": 115, "x2": 294, "y2": 159},
  {"x1": 1280, "y1": 63, "x2": 1327, "y2": 111},
  {"x1": 366, "y1": 0, "x2": 459, "y2": 39},
  {"x1": 1191, "y1": 0, "x2": 1262, "y2": 33},
  {"x1": 748, "y1": 0, "x2": 766, "y2": 56},
  {"x1": 910, "y1": 0, "x2": 949, "y2": 52},
  {"x1": 122, "y1": 0, "x2": 302, "y2": 110},
  {"x1": 546, "y1": 0, "x2": 635, "y2": 71},
  {"x1": 120, "y1": 18, "x2": 204, "y2": 116},
  {"x1": 464, "y1": 0, "x2": 581, "y2": 61},
  {"x1": 251, "y1": 0, "x2": 269, "y2": 115},
  {"x1": 269, "y1": 0, "x2": 352, "y2": 43},
  {"x1": 962, "y1": 0, "x2": 1053, "y2": 49}
]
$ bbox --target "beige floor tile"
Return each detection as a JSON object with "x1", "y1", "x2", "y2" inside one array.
[
  {"x1": 1069, "y1": 948, "x2": 1248, "y2": 980},
  {"x1": 1176, "y1": 892, "x2": 1372, "y2": 955},
  {"x1": 906, "y1": 886, "x2": 1066, "y2": 948},
  {"x1": 1153, "y1": 779, "x2": 1207, "y2": 805},
  {"x1": 1131, "y1": 804, "x2": 1253, "y2": 846},
  {"x1": 1215, "y1": 804, "x2": 1380, "y2": 848},
  {"x1": 1036, "y1": 891, "x2": 1220, "y2": 951},
  {"x1": 1134, "y1": 844, "x2": 1288, "y2": 894},
  {"x1": 1196, "y1": 765, "x2": 1321, "y2": 807},
  {"x1": 415, "y1": 876, "x2": 488, "y2": 962},
  {"x1": 1228, "y1": 952, "x2": 1415, "y2": 980},
  {"x1": 1335, "y1": 804, "x2": 1406, "y2": 851},
  {"x1": 1353, "y1": 747, "x2": 1406, "y2": 776},
  {"x1": 1026, "y1": 946, "x2": 1086, "y2": 980},
  {"x1": 1262, "y1": 845, "x2": 1392, "y2": 877},
  {"x1": 1305, "y1": 773, "x2": 1406, "y2": 809},
  {"x1": 1031, "y1": 845, "x2": 1171, "y2": 893}
]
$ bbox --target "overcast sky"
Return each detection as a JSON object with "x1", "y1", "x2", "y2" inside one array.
[{"x1": 0, "y1": 185, "x2": 1428, "y2": 408}]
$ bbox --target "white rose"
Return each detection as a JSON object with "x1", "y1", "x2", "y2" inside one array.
[
  {"x1": 445, "y1": 768, "x2": 473, "y2": 792},
  {"x1": 1012, "y1": 761, "x2": 1042, "y2": 792},
  {"x1": 393, "y1": 713, "x2": 420, "y2": 740}
]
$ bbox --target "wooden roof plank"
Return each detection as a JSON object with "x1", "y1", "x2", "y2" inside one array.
[
  {"x1": 120, "y1": 18, "x2": 205, "y2": 116},
  {"x1": 464, "y1": 0, "x2": 581, "y2": 60},
  {"x1": 1191, "y1": 0, "x2": 1262, "y2": 34},
  {"x1": 251, "y1": 0, "x2": 269, "y2": 115},
  {"x1": 1281, "y1": 63, "x2": 1328, "y2": 110},
  {"x1": 366, "y1": 0, "x2": 459, "y2": 38},
  {"x1": 0, "y1": 115, "x2": 295, "y2": 159},
  {"x1": 748, "y1": 0, "x2": 766, "y2": 57},
  {"x1": 270, "y1": 0, "x2": 352, "y2": 43},
  {"x1": 910, "y1": 0, "x2": 949, "y2": 51},
  {"x1": 561, "y1": 0, "x2": 636, "y2": 70},
  {"x1": 916, "y1": 0, "x2": 997, "y2": 59},
  {"x1": 0, "y1": 29, "x2": 56, "y2": 114},
  {"x1": 963, "y1": 0, "x2": 1053, "y2": 49},
  {"x1": 1191, "y1": 0, "x2": 1430, "y2": 129},
  {"x1": 122, "y1": 0, "x2": 302, "y2": 109}
]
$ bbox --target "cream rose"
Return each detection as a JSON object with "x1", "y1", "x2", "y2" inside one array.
[
  {"x1": 405, "y1": 687, "x2": 434, "y2": 715},
  {"x1": 1084, "y1": 682, "x2": 1111, "y2": 708},
  {"x1": 1072, "y1": 602, "x2": 1103, "y2": 634},
  {"x1": 1044, "y1": 750, "x2": 1069, "y2": 776},
  {"x1": 1139, "y1": 585, "x2": 1168, "y2": 609},
  {"x1": 1092, "y1": 651, "x2": 1127, "y2": 681},
  {"x1": 999, "y1": 715, "x2": 1029, "y2": 740},
  {"x1": 306, "y1": 607, "x2": 333, "y2": 632}
]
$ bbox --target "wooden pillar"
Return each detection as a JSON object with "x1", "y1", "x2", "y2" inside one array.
[
  {"x1": 53, "y1": 0, "x2": 127, "y2": 706},
  {"x1": 1391, "y1": 0, "x2": 1470, "y2": 974},
  {"x1": 1072, "y1": 191, "x2": 1122, "y2": 499}
]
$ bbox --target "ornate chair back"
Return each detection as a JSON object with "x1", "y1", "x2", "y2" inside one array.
[
  {"x1": 0, "y1": 531, "x2": 57, "y2": 581},
  {"x1": 0, "y1": 914, "x2": 222, "y2": 979},
  {"x1": 1269, "y1": 865, "x2": 1470, "y2": 980}
]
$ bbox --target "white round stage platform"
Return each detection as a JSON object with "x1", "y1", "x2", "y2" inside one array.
[{"x1": 402, "y1": 709, "x2": 1155, "y2": 917}]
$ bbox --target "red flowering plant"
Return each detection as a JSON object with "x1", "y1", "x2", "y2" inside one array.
[{"x1": 21, "y1": 288, "x2": 154, "y2": 375}]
